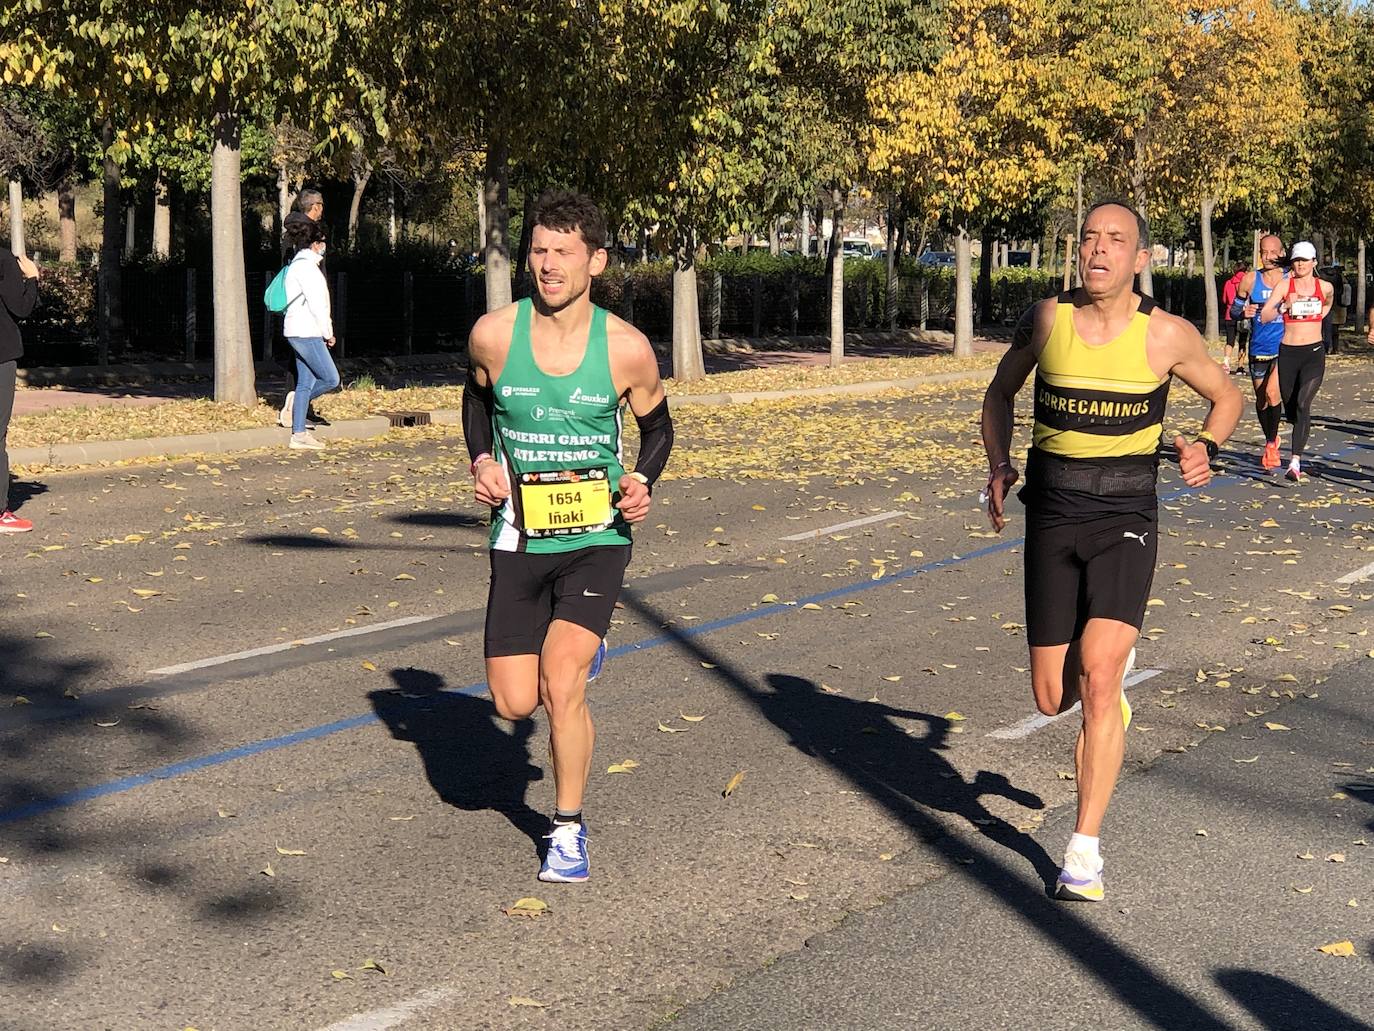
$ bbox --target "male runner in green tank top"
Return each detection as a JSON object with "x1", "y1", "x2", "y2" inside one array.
[{"x1": 462, "y1": 190, "x2": 673, "y2": 882}]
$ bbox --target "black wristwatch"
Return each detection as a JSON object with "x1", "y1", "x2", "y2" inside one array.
[{"x1": 1196, "y1": 436, "x2": 1219, "y2": 461}]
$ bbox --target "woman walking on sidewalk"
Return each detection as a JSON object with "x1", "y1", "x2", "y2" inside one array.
[
  {"x1": 0, "y1": 248, "x2": 40, "y2": 533},
  {"x1": 280, "y1": 219, "x2": 339, "y2": 451}
]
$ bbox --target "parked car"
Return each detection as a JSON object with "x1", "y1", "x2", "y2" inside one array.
[
  {"x1": 1007, "y1": 250, "x2": 1033, "y2": 267},
  {"x1": 918, "y1": 250, "x2": 956, "y2": 267},
  {"x1": 841, "y1": 237, "x2": 875, "y2": 259}
]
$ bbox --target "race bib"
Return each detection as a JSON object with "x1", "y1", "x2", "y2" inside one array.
[
  {"x1": 519, "y1": 468, "x2": 613, "y2": 537},
  {"x1": 1289, "y1": 297, "x2": 1322, "y2": 318}
]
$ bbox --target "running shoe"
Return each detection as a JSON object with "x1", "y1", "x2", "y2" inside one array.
[
  {"x1": 1285, "y1": 465, "x2": 1302, "y2": 483},
  {"x1": 0, "y1": 510, "x2": 33, "y2": 534},
  {"x1": 288, "y1": 431, "x2": 326, "y2": 451},
  {"x1": 539, "y1": 821, "x2": 589, "y2": 883},
  {"x1": 587, "y1": 637, "x2": 608, "y2": 682},
  {"x1": 1121, "y1": 647, "x2": 1135, "y2": 731},
  {"x1": 1054, "y1": 851, "x2": 1105, "y2": 902},
  {"x1": 279, "y1": 390, "x2": 294, "y2": 429},
  {"x1": 1261, "y1": 440, "x2": 1281, "y2": 470}
]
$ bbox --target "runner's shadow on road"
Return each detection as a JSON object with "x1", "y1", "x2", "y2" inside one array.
[
  {"x1": 368, "y1": 668, "x2": 547, "y2": 856},
  {"x1": 757, "y1": 673, "x2": 1057, "y2": 885},
  {"x1": 6, "y1": 476, "x2": 47, "y2": 512},
  {"x1": 1215, "y1": 970, "x2": 1373, "y2": 1031}
]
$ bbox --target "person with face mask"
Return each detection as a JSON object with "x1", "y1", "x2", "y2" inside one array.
[{"x1": 280, "y1": 218, "x2": 338, "y2": 451}]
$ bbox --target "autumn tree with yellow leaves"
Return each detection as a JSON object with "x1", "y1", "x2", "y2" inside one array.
[{"x1": 867, "y1": 0, "x2": 1086, "y2": 355}]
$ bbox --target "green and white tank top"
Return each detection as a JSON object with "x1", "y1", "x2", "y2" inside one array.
[{"x1": 489, "y1": 298, "x2": 631, "y2": 553}]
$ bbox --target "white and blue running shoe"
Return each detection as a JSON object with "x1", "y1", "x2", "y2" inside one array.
[{"x1": 539, "y1": 821, "x2": 589, "y2": 883}]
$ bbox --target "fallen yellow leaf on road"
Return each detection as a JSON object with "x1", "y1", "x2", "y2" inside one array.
[
  {"x1": 761, "y1": 593, "x2": 780, "y2": 603},
  {"x1": 394, "y1": 573, "x2": 416, "y2": 581},
  {"x1": 658, "y1": 722, "x2": 686, "y2": 734},
  {"x1": 360, "y1": 958, "x2": 387, "y2": 974},
  {"x1": 801, "y1": 602, "x2": 822, "y2": 611},
  {"x1": 1317, "y1": 941, "x2": 1355, "y2": 957},
  {"x1": 361, "y1": 661, "x2": 378, "y2": 672},
  {"x1": 723, "y1": 770, "x2": 746, "y2": 797},
  {"x1": 331, "y1": 969, "x2": 353, "y2": 981},
  {"x1": 275, "y1": 846, "x2": 307, "y2": 857},
  {"x1": 1265, "y1": 722, "x2": 1291, "y2": 731},
  {"x1": 882, "y1": 675, "x2": 902, "y2": 682},
  {"x1": 944, "y1": 712, "x2": 967, "y2": 721},
  {"x1": 681, "y1": 713, "x2": 706, "y2": 722},
  {"x1": 607, "y1": 760, "x2": 639, "y2": 774},
  {"x1": 503, "y1": 897, "x2": 550, "y2": 919}
]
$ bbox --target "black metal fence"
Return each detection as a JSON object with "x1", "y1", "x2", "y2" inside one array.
[{"x1": 24, "y1": 261, "x2": 1291, "y2": 367}]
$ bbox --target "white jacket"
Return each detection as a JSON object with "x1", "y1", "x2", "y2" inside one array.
[{"x1": 282, "y1": 249, "x2": 334, "y2": 340}]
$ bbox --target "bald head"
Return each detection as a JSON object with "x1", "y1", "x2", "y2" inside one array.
[{"x1": 1258, "y1": 234, "x2": 1284, "y2": 270}]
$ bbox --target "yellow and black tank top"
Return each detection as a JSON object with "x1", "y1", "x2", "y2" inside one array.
[{"x1": 1033, "y1": 292, "x2": 1169, "y2": 459}]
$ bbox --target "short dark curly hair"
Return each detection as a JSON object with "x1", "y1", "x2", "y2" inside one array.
[
  {"x1": 531, "y1": 189, "x2": 608, "y2": 253},
  {"x1": 284, "y1": 217, "x2": 327, "y2": 255}
]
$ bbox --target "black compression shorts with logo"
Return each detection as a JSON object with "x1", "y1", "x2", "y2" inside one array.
[
  {"x1": 484, "y1": 545, "x2": 631, "y2": 657},
  {"x1": 1024, "y1": 505, "x2": 1159, "y2": 647}
]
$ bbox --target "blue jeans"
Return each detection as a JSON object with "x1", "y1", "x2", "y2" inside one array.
[{"x1": 286, "y1": 337, "x2": 339, "y2": 434}]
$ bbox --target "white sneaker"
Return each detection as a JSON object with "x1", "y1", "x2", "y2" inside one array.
[
  {"x1": 279, "y1": 391, "x2": 294, "y2": 429},
  {"x1": 288, "y1": 431, "x2": 325, "y2": 451}
]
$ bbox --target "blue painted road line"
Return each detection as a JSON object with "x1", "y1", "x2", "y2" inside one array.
[{"x1": 0, "y1": 439, "x2": 1359, "y2": 827}]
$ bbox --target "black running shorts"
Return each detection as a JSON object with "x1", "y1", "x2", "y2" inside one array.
[
  {"x1": 1249, "y1": 353, "x2": 1277, "y2": 384},
  {"x1": 484, "y1": 546, "x2": 631, "y2": 657},
  {"x1": 1024, "y1": 507, "x2": 1158, "y2": 647}
]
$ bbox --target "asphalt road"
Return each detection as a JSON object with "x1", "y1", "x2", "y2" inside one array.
[{"x1": 1, "y1": 361, "x2": 1371, "y2": 1031}]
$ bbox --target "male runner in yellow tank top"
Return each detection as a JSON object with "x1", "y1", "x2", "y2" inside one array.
[
  {"x1": 981, "y1": 201, "x2": 1241, "y2": 901},
  {"x1": 463, "y1": 191, "x2": 673, "y2": 882}
]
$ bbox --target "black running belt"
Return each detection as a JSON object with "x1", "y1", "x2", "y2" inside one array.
[{"x1": 1026, "y1": 448, "x2": 1158, "y2": 496}]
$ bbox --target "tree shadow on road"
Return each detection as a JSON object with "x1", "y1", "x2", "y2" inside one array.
[
  {"x1": 756, "y1": 673, "x2": 1055, "y2": 884},
  {"x1": 368, "y1": 667, "x2": 546, "y2": 857},
  {"x1": 1215, "y1": 970, "x2": 1373, "y2": 1031},
  {"x1": 622, "y1": 588, "x2": 1240, "y2": 1031}
]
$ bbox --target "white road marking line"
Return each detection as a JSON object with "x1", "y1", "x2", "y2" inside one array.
[
  {"x1": 318, "y1": 987, "x2": 459, "y2": 1031},
  {"x1": 1337, "y1": 560, "x2": 1374, "y2": 584},
  {"x1": 147, "y1": 615, "x2": 439, "y2": 677},
  {"x1": 986, "y1": 669, "x2": 1162, "y2": 740},
  {"x1": 779, "y1": 511, "x2": 907, "y2": 541}
]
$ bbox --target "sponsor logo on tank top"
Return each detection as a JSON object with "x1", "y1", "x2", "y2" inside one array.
[
  {"x1": 568, "y1": 387, "x2": 612, "y2": 406},
  {"x1": 502, "y1": 385, "x2": 540, "y2": 398}
]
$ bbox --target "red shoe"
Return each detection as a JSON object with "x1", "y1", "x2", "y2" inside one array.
[
  {"x1": 1261, "y1": 440, "x2": 1280, "y2": 470},
  {"x1": 0, "y1": 510, "x2": 33, "y2": 533}
]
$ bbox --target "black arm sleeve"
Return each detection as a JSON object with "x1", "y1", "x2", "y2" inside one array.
[
  {"x1": 0, "y1": 255, "x2": 38, "y2": 320},
  {"x1": 462, "y1": 376, "x2": 495, "y2": 463},
  {"x1": 632, "y1": 396, "x2": 674, "y2": 487}
]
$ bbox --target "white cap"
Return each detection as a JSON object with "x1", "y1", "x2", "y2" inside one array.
[{"x1": 1291, "y1": 241, "x2": 1317, "y2": 260}]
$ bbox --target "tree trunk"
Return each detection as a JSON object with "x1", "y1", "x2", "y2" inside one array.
[
  {"x1": 769, "y1": 219, "x2": 780, "y2": 257},
  {"x1": 1062, "y1": 235, "x2": 1074, "y2": 291},
  {"x1": 894, "y1": 210, "x2": 908, "y2": 263},
  {"x1": 388, "y1": 180, "x2": 397, "y2": 251},
  {"x1": 123, "y1": 203, "x2": 136, "y2": 258},
  {"x1": 1074, "y1": 168, "x2": 1084, "y2": 245},
  {"x1": 98, "y1": 120, "x2": 125, "y2": 363},
  {"x1": 885, "y1": 198, "x2": 899, "y2": 332},
  {"x1": 799, "y1": 204, "x2": 810, "y2": 256},
  {"x1": 483, "y1": 139, "x2": 512, "y2": 311},
  {"x1": 976, "y1": 226, "x2": 994, "y2": 325},
  {"x1": 210, "y1": 107, "x2": 255, "y2": 405},
  {"x1": 58, "y1": 176, "x2": 77, "y2": 262},
  {"x1": 348, "y1": 164, "x2": 370, "y2": 249},
  {"x1": 1030, "y1": 241, "x2": 1040, "y2": 270},
  {"x1": 828, "y1": 187, "x2": 845, "y2": 368},
  {"x1": 153, "y1": 170, "x2": 171, "y2": 259},
  {"x1": 954, "y1": 226, "x2": 974, "y2": 357},
  {"x1": 671, "y1": 233, "x2": 705, "y2": 381},
  {"x1": 7, "y1": 180, "x2": 24, "y2": 256},
  {"x1": 1132, "y1": 135, "x2": 1153, "y2": 296},
  {"x1": 514, "y1": 191, "x2": 534, "y2": 295},
  {"x1": 1312, "y1": 231, "x2": 1325, "y2": 267},
  {"x1": 1200, "y1": 197, "x2": 1218, "y2": 343},
  {"x1": 1358, "y1": 237, "x2": 1367, "y2": 338},
  {"x1": 476, "y1": 181, "x2": 486, "y2": 253},
  {"x1": 277, "y1": 162, "x2": 293, "y2": 229}
]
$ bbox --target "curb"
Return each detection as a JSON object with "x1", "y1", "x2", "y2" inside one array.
[
  {"x1": 10, "y1": 366, "x2": 994, "y2": 472},
  {"x1": 665, "y1": 366, "x2": 997, "y2": 407},
  {"x1": 9, "y1": 416, "x2": 393, "y2": 471}
]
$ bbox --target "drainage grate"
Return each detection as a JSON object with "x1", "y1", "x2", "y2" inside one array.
[{"x1": 382, "y1": 410, "x2": 432, "y2": 428}]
